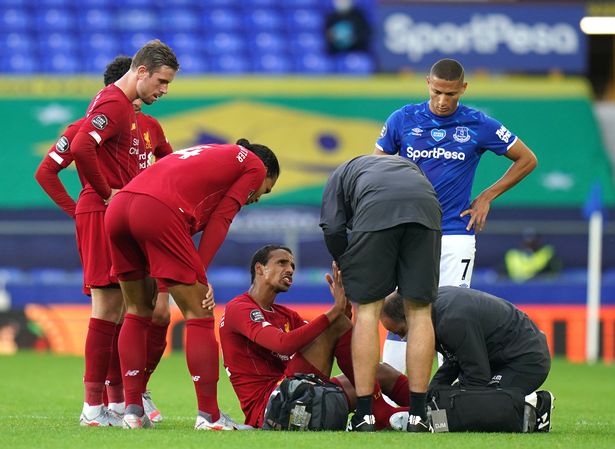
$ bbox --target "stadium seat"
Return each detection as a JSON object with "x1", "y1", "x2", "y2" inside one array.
[
  {"x1": 249, "y1": 32, "x2": 288, "y2": 54},
  {"x1": 36, "y1": 8, "x2": 77, "y2": 31},
  {"x1": 39, "y1": 33, "x2": 79, "y2": 53},
  {"x1": 82, "y1": 51, "x2": 123, "y2": 74},
  {"x1": 117, "y1": 9, "x2": 158, "y2": 32},
  {"x1": 116, "y1": 0, "x2": 150, "y2": 6},
  {"x1": 163, "y1": 32, "x2": 204, "y2": 54},
  {"x1": 251, "y1": 53, "x2": 293, "y2": 74},
  {"x1": 172, "y1": 53, "x2": 208, "y2": 74},
  {"x1": 204, "y1": 32, "x2": 247, "y2": 56},
  {"x1": 120, "y1": 32, "x2": 160, "y2": 55},
  {"x1": 0, "y1": 8, "x2": 31, "y2": 31},
  {"x1": 285, "y1": 8, "x2": 324, "y2": 32},
  {"x1": 243, "y1": 9, "x2": 284, "y2": 31},
  {"x1": 37, "y1": 0, "x2": 76, "y2": 7},
  {"x1": 41, "y1": 52, "x2": 82, "y2": 73},
  {"x1": 201, "y1": 8, "x2": 243, "y2": 31},
  {"x1": 246, "y1": 0, "x2": 279, "y2": 7},
  {"x1": 78, "y1": 8, "x2": 117, "y2": 32},
  {"x1": 0, "y1": 32, "x2": 36, "y2": 53},
  {"x1": 161, "y1": 8, "x2": 200, "y2": 32},
  {"x1": 200, "y1": 0, "x2": 242, "y2": 7},
  {"x1": 0, "y1": 0, "x2": 28, "y2": 6},
  {"x1": 282, "y1": 0, "x2": 324, "y2": 8},
  {"x1": 290, "y1": 31, "x2": 325, "y2": 54},
  {"x1": 80, "y1": 33, "x2": 121, "y2": 58},
  {"x1": 335, "y1": 52, "x2": 375, "y2": 75},
  {"x1": 0, "y1": 53, "x2": 39, "y2": 73},
  {"x1": 294, "y1": 52, "x2": 334, "y2": 74},
  {"x1": 208, "y1": 54, "x2": 250, "y2": 74}
]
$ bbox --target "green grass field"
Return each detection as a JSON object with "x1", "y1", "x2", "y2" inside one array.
[{"x1": 1, "y1": 353, "x2": 614, "y2": 449}]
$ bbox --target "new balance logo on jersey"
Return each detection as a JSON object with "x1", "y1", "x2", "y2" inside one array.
[
  {"x1": 405, "y1": 146, "x2": 465, "y2": 161},
  {"x1": 192, "y1": 375, "x2": 201, "y2": 382},
  {"x1": 125, "y1": 370, "x2": 139, "y2": 377},
  {"x1": 177, "y1": 148, "x2": 204, "y2": 159}
]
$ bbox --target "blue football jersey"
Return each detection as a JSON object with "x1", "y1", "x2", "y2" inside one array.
[{"x1": 376, "y1": 101, "x2": 517, "y2": 235}]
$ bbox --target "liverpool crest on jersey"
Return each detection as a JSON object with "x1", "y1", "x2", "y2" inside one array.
[{"x1": 453, "y1": 126, "x2": 471, "y2": 143}]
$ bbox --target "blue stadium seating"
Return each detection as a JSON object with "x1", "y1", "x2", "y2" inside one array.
[
  {"x1": 0, "y1": 32, "x2": 36, "y2": 53},
  {"x1": 78, "y1": 8, "x2": 116, "y2": 32},
  {"x1": 201, "y1": 8, "x2": 243, "y2": 31},
  {"x1": 244, "y1": 9, "x2": 285, "y2": 31},
  {"x1": 117, "y1": 9, "x2": 158, "y2": 32},
  {"x1": 0, "y1": 53, "x2": 39, "y2": 73},
  {"x1": 161, "y1": 8, "x2": 200, "y2": 32},
  {"x1": 172, "y1": 52, "x2": 209, "y2": 74},
  {"x1": 204, "y1": 32, "x2": 247, "y2": 55},
  {"x1": 250, "y1": 32, "x2": 288, "y2": 54},
  {"x1": 0, "y1": 8, "x2": 31, "y2": 31},
  {"x1": 251, "y1": 53, "x2": 293, "y2": 74},
  {"x1": 41, "y1": 52, "x2": 82, "y2": 73},
  {"x1": 0, "y1": 1, "x2": 376, "y2": 75},
  {"x1": 208, "y1": 54, "x2": 250, "y2": 74}
]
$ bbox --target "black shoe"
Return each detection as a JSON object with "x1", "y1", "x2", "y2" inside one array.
[
  {"x1": 346, "y1": 413, "x2": 376, "y2": 432},
  {"x1": 535, "y1": 390, "x2": 555, "y2": 432},
  {"x1": 406, "y1": 414, "x2": 433, "y2": 433}
]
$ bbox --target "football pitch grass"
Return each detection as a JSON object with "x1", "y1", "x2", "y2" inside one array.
[{"x1": 1, "y1": 353, "x2": 614, "y2": 449}]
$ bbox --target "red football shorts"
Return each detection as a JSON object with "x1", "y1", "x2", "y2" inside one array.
[
  {"x1": 75, "y1": 210, "x2": 118, "y2": 294},
  {"x1": 105, "y1": 192, "x2": 206, "y2": 286}
]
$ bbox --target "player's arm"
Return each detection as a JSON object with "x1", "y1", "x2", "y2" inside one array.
[
  {"x1": 197, "y1": 165, "x2": 266, "y2": 269},
  {"x1": 373, "y1": 109, "x2": 402, "y2": 155},
  {"x1": 225, "y1": 302, "x2": 332, "y2": 355},
  {"x1": 429, "y1": 358, "x2": 460, "y2": 387},
  {"x1": 153, "y1": 118, "x2": 173, "y2": 160},
  {"x1": 319, "y1": 167, "x2": 349, "y2": 262},
  {"x1": 445, "y1": 320, "x2": 493, "y2": 387},
  {"x1": 461, "y1": 138, "x2": 537, "y2": 232},
  {"x1": 34, "y1": 149, "x2": 77, "y2": 218}
]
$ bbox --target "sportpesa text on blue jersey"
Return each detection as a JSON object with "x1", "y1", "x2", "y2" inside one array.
[{"x1": 376, "y1": 101, "x2": 517, "y2": 235}]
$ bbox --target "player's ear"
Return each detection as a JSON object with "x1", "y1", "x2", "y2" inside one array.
[{"x1": 255, "y1": 262, "x2": 265, "y2": 277}]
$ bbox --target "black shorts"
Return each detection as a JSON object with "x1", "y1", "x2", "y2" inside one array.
[{"x1": 339, "y1": 223, "x2": 441, "y2": 304}]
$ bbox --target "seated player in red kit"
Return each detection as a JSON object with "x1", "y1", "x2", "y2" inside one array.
[
  {"x1": 219, "y1": 245, "x2": 411, "y2": 430},
  {"x1": 105, "y1": 139, "x2": 279, "y2": 429}
]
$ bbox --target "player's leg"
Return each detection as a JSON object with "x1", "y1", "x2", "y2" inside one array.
[
  {"x1": 397, "y1": 223, "x2": 440, "y2": 432},
  {"x1": 77, "y1": 210, "x2": 125, "y2": 427},
  {"x1": 339, "y1": 228, "x2": 399, "y2": 432},
  {"x1": 142, "y1": 288, "x2": 170, "y2": 423}
]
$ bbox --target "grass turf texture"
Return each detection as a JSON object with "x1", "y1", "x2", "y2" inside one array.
[{"x1": 1, "y1": 353, "x2": 614, "y2": 449}]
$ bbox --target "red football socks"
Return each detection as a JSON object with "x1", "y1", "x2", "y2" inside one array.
[
  {"x1": 143, "y1": 322, "x2": 168, "y2": 390},
  {"x1": 105, "y1": 322, "x2": 124, "y2": 404},
  {"x1": 388, "y1": 374, "x2": 410, "y2": 406},
  {"x1": 118, "y1": 314, "x2": 151, "y2": 409},
  {"x1": 185, "y1": 317, "x2": 220, "y2": 422},
  {"x1": 84, "y1": 317, "x2": 116, "y2": 406},
  {"x1": 333, "y1": 328, "x2": 354, "y2": 384}
]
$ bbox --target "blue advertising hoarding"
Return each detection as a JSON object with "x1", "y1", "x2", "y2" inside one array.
[{"x1": 375, "y1": 3, "x2": 587, "y2": 73}]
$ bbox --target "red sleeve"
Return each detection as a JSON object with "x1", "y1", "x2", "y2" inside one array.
[
  {"x1": 153, "y1": 119, "x2": 173, "y2": 160},
  {"x1": 34, "y1": 156, "x2": 76, "y2": 218},
  {"x1": 197, "y1": 194, "x2": 241, "y2": 269},
  {"x1": 197, "y1": 164, "x2": 266, "y2": 269},
  {"x1": 72, "y1": 131, "x2": 112, "y2": 200},
  {"x1": 225, "y1": 301, "x2": 330, "y2": 356}
]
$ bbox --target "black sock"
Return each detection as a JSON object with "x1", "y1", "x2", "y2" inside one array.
[
  {"x1": 355, "y1": 395, "x2": 373, "y2": 418},
  {"x1": 409, "y1": 392, "x2": 427, "y2": 420}
]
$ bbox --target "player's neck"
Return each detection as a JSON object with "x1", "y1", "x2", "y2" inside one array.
[
  {"x1": 115, "y1": 73, "x2": 138, "y2": 102},
  {"x1": 248, "y1": 285, "x2": 276, "y2": 311}
]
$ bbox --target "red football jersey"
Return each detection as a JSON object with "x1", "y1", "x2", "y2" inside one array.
[
  {"x1": 34, "y1": 118, "x2": 86, "y2": 217},
  {"x1": 137, "y1": 112, "x2": 172, "y2": 169},
  {"x1": 220, "y1": 293, "x2": 309, "y2": 427},
  {"x1": 74, "y1": 84, "x2": 139, "y2": 214},
  {"x1": 122, "y1": 144, "x2": 266, "y2": 268}
]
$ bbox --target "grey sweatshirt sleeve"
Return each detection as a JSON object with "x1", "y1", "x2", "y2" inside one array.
[{"x1": 320, "y1": 166, "x2": 349, "y2": 262}]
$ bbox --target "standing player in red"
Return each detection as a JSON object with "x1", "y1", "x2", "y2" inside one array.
[
  {"x1": 219, "y1": 245, "x2": 411, "y2": 430},
  {"x1": 69, "y1": 41, "x2": 179, "y2": 427},
  {"x1": 105, "y1": 139, "x2": 280, "y2": 429}
]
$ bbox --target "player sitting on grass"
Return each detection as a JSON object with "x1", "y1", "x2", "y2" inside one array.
[{"x1": 217, "y1": 245, "x2": 411, "y2": 430}]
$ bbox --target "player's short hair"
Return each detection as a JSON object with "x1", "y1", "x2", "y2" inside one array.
[
  {"x1": 103, "y1": 56, "x2": 132, "y2": 86},
  {"x1": 382, "y1": 292, "x2": 406, "y2": 323},
  {"x1": 429, "y1": 58, "x2": 465, "y2": 83},
  {"x1": 132, "y1": 39, "x2": 179, "y2": 74},
  {"x1": 250, "y1": 245, "x2": 293, "y2": 283},
  {"x1": 236, "y1": 138, "x2": 281, "y2": 180}
]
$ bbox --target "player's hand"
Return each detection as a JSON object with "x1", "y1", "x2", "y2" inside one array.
[
  {"x1": 201, "y1": 283, "x2": 215, "y2": 310},
  {"x1": 104, "y1": 188, "x2": 120, "y2": 205},
  {"x1": 325, "y1": 261, "x2": 348, "y2": 320},
  {"x1": 460, "y1": 194, "x2": 491, "y2": 233}
]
